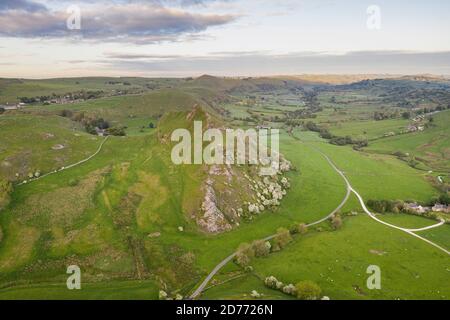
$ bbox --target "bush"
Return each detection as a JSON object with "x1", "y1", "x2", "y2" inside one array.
[
  {"x1": 68, "y1": 179, "x2": 79, "y2": 187},
  {"x1": 60, "y1": 109, "x2": 73, "y2": 118},
  {"x1": 107, "y1": 126, "x2": 126, "y2": 136},
  {"x1": 264, "y1": 276, "x2": 283, "y2": 290},
  {"x1": 158, "y1": 290, "x2": 168, "y2": 300},
  {"x1": 438, "y1": 193, "x2": 450, "y2": 205},
  {"x1": 282, "y1": 284, "x2": 297, "y2": 296},
  {"x1": 252, "y1": 240, "x2": 271, "y2": 257},
  {"x1": 331, "y1": 214, "x2": 342, "y2": 230},
  {"x1": 296, "y1": 281, "x2": 322, "y2": 300},
  {"x1": 235, "y1": 243, "x2": 255, "y2": 266},
  {"x1": 290, "y1": 222, "x2": 308, "y2": 235},
  {"x1": 274, "y1": 227, "x2": 292, "y2": 249}
]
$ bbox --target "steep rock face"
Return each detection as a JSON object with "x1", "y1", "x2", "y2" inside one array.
[
  {"x1": 195, "y1": 157, "x2": 293, "y2": 234},
  {"x1": 198, "y1": 177, "x2": 232, "y2": 233}
]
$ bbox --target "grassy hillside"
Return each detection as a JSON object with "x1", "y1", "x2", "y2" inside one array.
[{"x1": 0, "y1": 114, "x2": 99, "y2": 181}]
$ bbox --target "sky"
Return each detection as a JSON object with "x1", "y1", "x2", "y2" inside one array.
[{"x1": 0, "y1": 0, "x2": 449, "y2": 78}]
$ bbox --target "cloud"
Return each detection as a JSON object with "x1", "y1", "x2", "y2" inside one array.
[
  {"x1": 105, "y1": 52, "x2": 184, "y2": 60},
  {"x1": 0, "y1": 0, "x2": 47, "y2": 12},
  {"x1": 0, "y1": 3, "x2": 235, "y2": 43},
  {"x1": 100, "y1": 50, "x2": 450, "y2": 76}
]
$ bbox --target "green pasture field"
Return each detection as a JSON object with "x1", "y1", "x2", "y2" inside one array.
[
  {"x1": 417, "y1": 225, "x2": 450, "y2": 251},
  {"x1": 365, "y1": 110, "x2": 450, "y2": 172},
  {"x1": 326, "y1": 118, "x2": 410, "y2": 140},
  {"x1": 0, "y1": 280, "x2": 159, "y2": 300},
  {"x1": 202, "y1": 215, "x2": 450, "y2": 300},
  {"x1": 376, "y1": 213, "x2": 439, "y2": 229},
  {"x1": 0, "y1": 113, "x2": 99, "y2": 181}
]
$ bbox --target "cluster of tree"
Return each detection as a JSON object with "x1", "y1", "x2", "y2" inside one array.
[
  {"x1": 373, "y1": 111, "x2": 398, "y2": 121},
  {"x1": 106, "y1": 127, "x2": 126, "y2": 136},
  {"x1": 264, "y1": 276, "x2": 322, "y2": 300},
  {"x1": 264, "y1": 276, "x2": 297, "y2": 296},
  {"x1": 304, "y1": 121, "x2": 327, "y2": 137},
  {"x1": 272, "y1": 227, "x2": 293, "y2": 251},
  {"x1": 84, "y1": 118, "x2": 110, "y2": 134},
  {"x1": 430, "y1": 193, "x2": 450, "y2": 206},
  {"x1": 60, "y1": 111, "x2": 126, "y2": 136},
  {"x1": 232, "y1": 116, "x2": 256, "y2": 123},
  {"x1": 366, "y1": 199, "x2": 404, "y2": 213},
  {"x1": 18, "y1": 96, "x2": 39, "y2": 103},
  {"x1": 235, "y1": 239, "x2": 272, "y2": 266},
  {"x1": 235, "y1": 226, "x2": 300, "y2": 267},
  {"x1": 295, "y1": 280, "x2": 322, "y2": 300},
  {"x1": 289, "y1": 222, "x2": 308, "y2": 235},
  {"x1": 304, "y1": 121, "x2": 368, "y2": 148},
  {"x1": 0, "y1": 107, "x2": 5, "y2": 114},
  {"x1": 284, "y1": 119, "x2": 304, "y2": 127},
  {"x1": 303, "y1": 91, "x2": 321, "y2": 111},
  {"x1": 286, "y1": 109, "x2": 318, "y2": 120},
  {"x1": 368, "y1": 195, "x2": 450, "y2": 210},
  {"x1": 330, "y1": 136, "x2": 368, "y2": 149},
  {"x1": 19, "y1": 90, "x2": 105, "y2": 105}
]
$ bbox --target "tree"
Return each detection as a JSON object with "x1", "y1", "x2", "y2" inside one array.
[
  {"x1": 60, "y1": 109, "x2": 73, "y2": 118},
  {"x1": 0, "y1": 107, "x2": 5, "y2": 114},
  {"x1": 107, "y1": 126, "x2": 126, "y2": 136},
  {"x1": 297, "y1": 223, "x2": 308, "y2": 235},
  {"x1": 252, "y1": 240, "x2": 271, "y2": 257},
  {"x1": 264, "y1": 276, "x2": 283, "y2": 289},
  {"x1": 290, "y1": 222, "x2": 308, "y2": 235},
  {"x1": 438, "y1": 193, "x2": 450, "y2": 205},
  {"x1": 235, "y1": 242, "x2": 255, "y2": 267},
  {"x1": 274, "y1": 227, "x2": 292, "y2": 249},
  {"x1": 331, "y1": 214, "x2": 343, "y2": 230},
  {"x1": 148, "y1": 122, "x2": 155, "y2": 129},
  {"x1": 296, "y1": 280, "x2": 322, "y2": 300}
]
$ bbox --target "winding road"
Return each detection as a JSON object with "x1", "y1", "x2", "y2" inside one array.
[
  {"x1": 17, "y1": 136, "x2": 109, "y2": 186},
  {"x1": 190, "y1": 143, "x2": 449, "y2": 299}
]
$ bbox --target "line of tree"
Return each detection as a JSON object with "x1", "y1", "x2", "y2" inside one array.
[
  {"x1": 304, "y1": 121, "x2": 368, "y2": 148},
  {"x1": 264, "y1": 276, "x2": 322, "y2": 300},
  {"x1": 234, "y1": 225, "x2": 304, "y2": 267}
]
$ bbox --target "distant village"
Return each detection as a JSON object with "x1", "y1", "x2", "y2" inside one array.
[
  {"x1": 405, "y1": 202, "x2": 450, "y2": 214},
  {"x1": 0, "y1": 102, "x2": 26, "y2": 111},
  {"x1": 0, "y1": 87, "x2": 147, "y2": 112}
]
